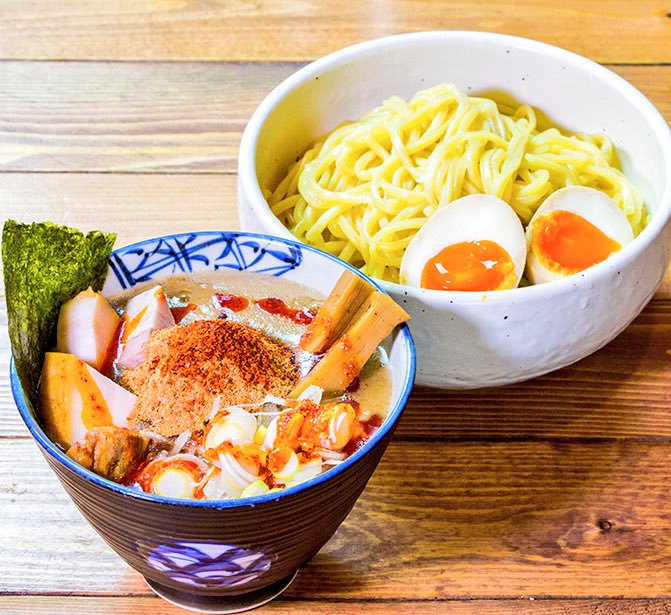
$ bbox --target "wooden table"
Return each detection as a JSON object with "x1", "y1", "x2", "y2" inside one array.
[{"x1": 1, "y1": 2, "x2": 671, "y2": 613}]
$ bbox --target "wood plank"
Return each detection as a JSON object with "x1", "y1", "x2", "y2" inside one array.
[
  {"x1": 0, "y1": 62, "x2": 669, "y2": 173},
  {"x1": 1, "y1": 596, "x2": 670, "y2": 615},
  {"x1": 4, "y1": 309, "x2": 671, "y2": 440},
  {"x1": 0, "y1": 61, "x2": 298, "y2": 173},
  {"x1": 3, "y1": 173, "x2": 671, "y2": 440},
  {"x1": 3, "y1": 438, "x2": 671, "y2": 598},
  {"x1": 0, "y1": 1, "x2": 668, "y2": 63},
  {"x1": 2, "y1": 172, "x2": 670, "y2": 296},
  {"x1": 0, "y1": 173, "x2": 240, "y2": 248},
  {"x1": 396, "y1": 318, "x2": 671, "y2": 440}
]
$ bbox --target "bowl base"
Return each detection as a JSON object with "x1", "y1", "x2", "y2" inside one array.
[{"x1": 144, "y1": 571, "x2": 298, "y2": 614}]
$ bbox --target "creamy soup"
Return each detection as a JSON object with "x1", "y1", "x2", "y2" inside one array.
[{"x1": 50, "y1": 270, "x2": 393, "y2": 500}]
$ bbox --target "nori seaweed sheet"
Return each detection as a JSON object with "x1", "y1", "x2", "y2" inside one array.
[{"x1": 2, "y1": 220, "x2": 116, "y2": 407}]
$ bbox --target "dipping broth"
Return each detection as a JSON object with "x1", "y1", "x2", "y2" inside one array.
[{"x1": 42, "y1": 269, "x2": 396, "y2": 501}]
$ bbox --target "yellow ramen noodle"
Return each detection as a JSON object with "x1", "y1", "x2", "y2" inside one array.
[{"x1": 267, "y1": 83, "x2": 646, "y2": 283}]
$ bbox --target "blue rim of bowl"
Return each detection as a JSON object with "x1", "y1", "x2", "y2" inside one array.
[
  {"x1": 239, "y1": 30, "x2": 671, "y2": 301},
  {"x1": 10, "y1": 230, "x2": 416, "y2": 508}
]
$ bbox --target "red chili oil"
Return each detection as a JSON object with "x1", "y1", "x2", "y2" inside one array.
[
  {"x1": 170, "y1": 302, "x2": 197, "y2": 323},
  {"x1": 342, "y1": 414, "x2": 383, "y2": 456},
  {"x1": 346, "y1": 376, "x2": 360, "y2": 393},
  {"x1": 98, "y1": 319, "x2": 125, "y2": 379},
  {"x1": 255, "y1": 297, "x2": 315, "y2": 325},
  {"x1": 120, "y1": 459, "x2": 149, "y2": 488},
  {"x1": 363, "y1": 414, "x2": 383, "y2": 435},
  {"x1": 214, "y1": 293, "x2": 250, "y2": 312}
]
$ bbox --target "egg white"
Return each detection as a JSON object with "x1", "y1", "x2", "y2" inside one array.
[
  {"x1": 525, "y1": 186, "x2": 635, "y2": 284},
  {"x1": 399, "y1": 194, "x2": 527, "y2": 290}
]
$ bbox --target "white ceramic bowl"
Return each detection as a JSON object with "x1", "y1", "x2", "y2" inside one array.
[{"x1": 238, "y1": 31, "x2": 671, "y2": 388}]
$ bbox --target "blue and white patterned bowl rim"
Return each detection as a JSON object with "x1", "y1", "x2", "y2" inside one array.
[{"x1": 11, "y1": 230, "x2": 416, "y2": 508}]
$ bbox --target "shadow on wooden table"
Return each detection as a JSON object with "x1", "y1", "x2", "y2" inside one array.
[
  {"x1": 283, "y1": 309, "x2": 671, "y2": 599},
  {"x1": 396, "y1": 314, "x2": 671, "y2": 441}
]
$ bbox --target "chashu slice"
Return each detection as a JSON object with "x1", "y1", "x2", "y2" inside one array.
[
  {"x1": 117, "y1": 285, "x2": 175, "y2": 370},
  {"x1": 56, "y1": 287, "x2": 120, "y2": 371},
  {"x1": 67, "y1": 425, "x2": 151, "y2": 482}
]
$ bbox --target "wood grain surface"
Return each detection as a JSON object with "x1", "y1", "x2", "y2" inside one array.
[
  {"x1": 0, "y1": 1, "x2": 669, "y2": 63},
  {"x1": 3, "y1": 597, "x2": 670, "y2": 615},
  {"x1": 0, "y1": 62, "x2": 669, "y2": 173},
  {"x1": 4, "y1": 438, "x2": 671, "y2": 598},
  {"x1": 2, "y1": 2, "x2": 671, "y2": 614}
]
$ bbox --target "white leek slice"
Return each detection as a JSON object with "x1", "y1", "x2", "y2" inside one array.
[
  {"x1": 240, "y1": 479, "x2": 270, "y2": 498},
  {"x1": 297, "y1": 385, "x2": 323, "y2": 404},
  {"x1": 320, "y1": 404, "x2": 356, "y2": 451},
  {"x1": 205, "y1": 407, "x2": 258, "y2": 450},
  {"x1": 286, "y1": 458, "x2": 323, "y2": 487},
  {"x1": 269, "y1": 449, "x2": 299, "y2": 482}
]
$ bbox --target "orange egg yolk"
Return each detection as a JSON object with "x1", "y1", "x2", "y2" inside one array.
[
  {"x1": 420, "y1": 240, "x2": 517, "y2": 291},
  {"x1": 530, "y1": 209, "x2": 621, "y2": 275}
]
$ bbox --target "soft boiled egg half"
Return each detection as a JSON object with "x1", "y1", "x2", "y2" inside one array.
[
  {"x1": 525, "y1": 186, "x2": 634, "y2": 284},
  {"x1": 400, "y1": 194, "x2": 526, "y2": 292}
]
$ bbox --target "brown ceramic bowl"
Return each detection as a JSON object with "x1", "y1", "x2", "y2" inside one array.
[{"x1": 10, "y1": 231, "x2": 415, "y2": 613}]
